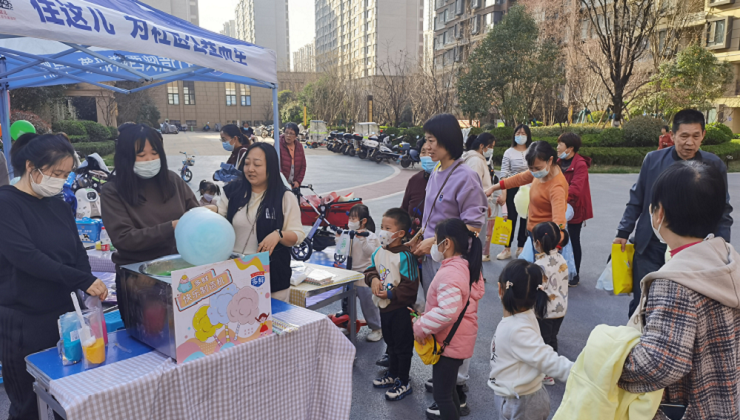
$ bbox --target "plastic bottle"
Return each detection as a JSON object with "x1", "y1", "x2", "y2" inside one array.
[{"x1": 100, "y1": 227, "x2": 111, "y2": 251}]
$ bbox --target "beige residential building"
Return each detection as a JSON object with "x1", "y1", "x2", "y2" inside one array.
[
  {"x1": 220, "y1": 20, "x2": 237, "y2": 38},
  {"x1": 315, "y1": 0, "x2": 424, "y2": 77},
  {"x1": 150, "y1": 72, "x2": 314, "y2": 128},
  {"x1": 704, "y1": 1, "x2": 740, "y2": 131},
  {"x1": 433, "y1": 0, "x2": 515, "y2": 68},
  {"x1": 294, "y1": 42, "x2": 316, "y2": 72},
  {"x1": 141, "y1": 0, "x2": 199, "y2": 26},
  {"x1": 235, "y1": 0, "x2": 291, "y2": 71}
]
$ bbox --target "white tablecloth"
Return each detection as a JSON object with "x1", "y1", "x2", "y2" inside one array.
[{"x1": 48, "y1": 306, "x2": 355, "y2": 420}]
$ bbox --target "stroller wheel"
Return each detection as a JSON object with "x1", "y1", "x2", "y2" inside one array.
[{"x1": 291, "y1": 238, "x2": 313, "y2": 261}]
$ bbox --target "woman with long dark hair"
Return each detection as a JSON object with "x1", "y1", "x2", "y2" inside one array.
[
  {"x1": 0, "y1": 134, "x2": 108, "y2": 419},
  {"x1": 216, "y1": 143, "x2": 305, "y2": 301},
  {"x1": 101, "y1": 124, "x2": 199, "y2": 323},
  {"x1": 220, "y1": 123, "x2": 251, "y2": 166}
]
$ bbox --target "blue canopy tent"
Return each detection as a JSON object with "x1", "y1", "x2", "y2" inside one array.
[{"x1": 0, "y1": 0, "x2": 281, "y2": 178}]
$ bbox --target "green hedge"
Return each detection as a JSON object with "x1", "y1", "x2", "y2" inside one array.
[
  {"x1": 52, "y1": 120, "x2": 86, "y2": 136},
  {"x1": 107, "y1": 126, "x2": 118, "y2": 140},
  {"x1": 622, "y1": 116, "x2": 663, "y2": 147},
  {"x1": 704, "y1": 139, "x2": 740, "y2": 160},
  {"x1": 68, "y1": 135, "x2": 90, "y2": 143},
  {"x1": 704, "y1": 122, "x2": 733, "y2": 145},
  {"x1": 78, "y1": 120, "x2": 110, "y2": 142},
  {"x1": 73, "y1": 140, "x2": 116, "y2": 156}
]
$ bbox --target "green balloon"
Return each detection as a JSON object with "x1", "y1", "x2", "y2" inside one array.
[{"x1": 10, "y1": 120, "x2": 36, "y2": 140}]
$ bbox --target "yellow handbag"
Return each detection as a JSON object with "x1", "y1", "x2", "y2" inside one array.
[
  {"x1": 414, "y1": 336, "x2": 441, "y2": 365},
  {"x1": 491, "y1": 217, "x2": 513, "y2": 246},
  {"x1": 612, "y1": 244, "x2": 635, "y2": 295}
]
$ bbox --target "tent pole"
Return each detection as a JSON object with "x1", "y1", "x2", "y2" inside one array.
[
  {"x1": 0, "y1": 57, "x2": 12, "y2": 180},
  {"x1": 272, "y1": 86, "x2": 279, "y2": 164}
]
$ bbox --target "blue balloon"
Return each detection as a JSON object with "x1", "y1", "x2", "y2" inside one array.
[{"x1": 175, "y1": 208, "x2": 236, "y2": 266}]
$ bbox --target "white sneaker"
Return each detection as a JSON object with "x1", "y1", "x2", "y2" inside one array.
[
  {"x1": 542, "y1": 376, "x2": 555, "y2": 386},
  {"x1": 367, "y1": 329, "x2": 383, "y2": 342},
  {"x1": 516, "y1": 247, "x2": 524, "y2": 257},
  {"x1": 482, "y1": 255, "x2": 491, "y2": 262},
  {"x1": 496, "y1": 249, "x2": 511, "y2": 260}
]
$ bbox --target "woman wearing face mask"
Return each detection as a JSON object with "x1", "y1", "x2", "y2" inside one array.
[
  {"x1": 556, "y1": 133, "x2": 592, "y2": 287},
  {"x1": 494, "y1": 125, "x2": 532, "y2": 260},
  {"x1": 401, "y1": 139, "x2": 432, "y2": 236},
  {"x1": 220, "y1": 124, "x2": 251, "y2": 166},
  {"x1": 0, "y1": 134, "x2": 108, "y2": 420},
  {"x1": 487, "y1": 141, "x2": 568, "y2": 242},
  {"x1": 461, "y1": 133, "x2": 496, "y2": 261},
  {"x1": 101, "y1": 125, "x2": 199, "y2": 324},
  {"x1": 216, "y1": 143, "x2": 305, "y2": 302}
]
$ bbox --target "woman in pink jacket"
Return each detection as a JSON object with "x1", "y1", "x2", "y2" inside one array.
[{"x1": 413, "y1": 218, "x2": 486, "y2": 420}]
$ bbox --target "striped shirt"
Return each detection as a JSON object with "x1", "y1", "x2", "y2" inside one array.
[{"x1": 501, "y1": 148, "x2": 528, "y2": 179}]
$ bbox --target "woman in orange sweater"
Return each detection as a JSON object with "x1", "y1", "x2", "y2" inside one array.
[{"x1": 486, "y1": 141, "x2": 568, "y2": 234}]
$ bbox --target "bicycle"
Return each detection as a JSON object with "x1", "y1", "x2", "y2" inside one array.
[{"x1": 180, "y1": 151, "x2": 195, "y2": 182}]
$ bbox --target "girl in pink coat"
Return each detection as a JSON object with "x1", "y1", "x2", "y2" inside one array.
[{"x1": 413, "y1": 218, "x2": 486, "y2": 420}]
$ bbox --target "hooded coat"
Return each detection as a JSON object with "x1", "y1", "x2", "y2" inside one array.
[
  {"x1": 620, "y1": 237, "x2": 740, "y2": 420},
  {"x1": 558, "y1": 153, "x2": 593, "y2": 224}
]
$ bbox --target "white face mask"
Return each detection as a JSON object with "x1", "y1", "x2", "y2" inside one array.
[
  {"x1": 483, "y1": 148, "x2": 493, "y2": 159},
  {"x1": 347, "y1": 220, "x2": 361, "y2": 231},
  {"x1": 377, "y1": 229, "x2": 398, "y2": 248},
  {"x1": 133, "y1": 159, "x2": 161, "y2": 179},
  {"x1": 430, "y1": 239, "x2": 447, "y2": 262},
  {"x1": 649, "y1": 205, "x2": 667, "y2": 244},
  {"x1": 202, "y1": 193, "x2": 214, "y2": 203},
  {"x1": 515, "y1": 135, "x2": 527, "y2": 145},
  {"x1": 30, "y1": 169, "x2": 66, "y2": 198}
]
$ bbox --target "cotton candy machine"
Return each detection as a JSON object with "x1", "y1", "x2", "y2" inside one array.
[{"x1": 120, "y1": 254, "x2": 239, "y2": 359}]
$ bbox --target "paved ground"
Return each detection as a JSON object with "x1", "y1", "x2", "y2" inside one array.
[{"x1": 2, "y1": 132, "x2": 739, "y2": 420}]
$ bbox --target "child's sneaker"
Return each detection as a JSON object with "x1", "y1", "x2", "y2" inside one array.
[
  {"x1": 385, "y1": 379, "x2": 412, "y2": 401},
  {"x1": 542, "y1": 376, "x2": 555, "y2": 386},
  {"x1": 373, "y1": 371, "x2": 396, "y2": 388}
]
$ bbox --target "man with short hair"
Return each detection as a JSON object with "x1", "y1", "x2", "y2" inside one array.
[{"x1": 615, "y1": 109, "x2": 733, "y2": 318}]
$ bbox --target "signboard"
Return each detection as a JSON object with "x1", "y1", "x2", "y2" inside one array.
[{"x1": 171, "y1": 253, "x2": 272, "y2": 364}]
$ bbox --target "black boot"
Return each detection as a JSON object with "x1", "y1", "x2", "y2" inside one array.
[{"x1": 456, "y1": 385, "x2": 470, "y2": 416}]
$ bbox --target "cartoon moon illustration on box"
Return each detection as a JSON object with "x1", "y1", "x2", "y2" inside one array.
[{"x1": 171, "y1": 253, "x2": 272, "y2": 364}]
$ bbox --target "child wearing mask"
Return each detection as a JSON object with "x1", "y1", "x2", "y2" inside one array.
[
  {"x1": 365, "y1": 208, "x2": 419, "y2": 402},
  {"x1": 198, "y1": 180, "x2": 220, "y2": 206},
  {"x1": 531, "y1": 221, "x2": 570, "y2": 386},
  {"x1": 336, "y1": 204, "x2": 383, "y2": 342}
]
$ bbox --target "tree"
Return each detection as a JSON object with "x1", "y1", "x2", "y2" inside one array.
[
  {"x1": 457, "y1": 5, "x2": 563, "y2": 125},
  {"x1": 372, "y1": 47, "x2": 413, "y2": 126},
  {"x1": 9, "y1": 86, "x2": 68, "y2": 113},
  {"x1": 114, "y1": 82, "x2": 160, "y2": 127},
  {"x1": 408, "y1": 60, "x2": 458, "y2": 125},
  {"x1": 637, "y1": 44, "x2": 732, "y2": 120},
  {"x1": 579, "y1": 0, "x2": 659, "y2": 124}
]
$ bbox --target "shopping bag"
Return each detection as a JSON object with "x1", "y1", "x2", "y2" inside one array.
[
  {"x1": 335, "y1": 233, "x2": 351, "y2": 257},
  {"x1": 611, "y1": 244, "x2": 635, "y2": 295},
  {"x1": 560, "y1": 239, "x2": 577, "y2": 281},
  {"x1": 596, "y1": 259, "x2": 614, "y2": 292},
  {"x1": 518, "y1": 236, "x2": 535, "y2": 262},
  {"x1": 491, "y1": 217, "x2": 513, "y2": 246}
]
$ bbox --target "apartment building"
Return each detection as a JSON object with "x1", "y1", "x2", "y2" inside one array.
[
  {"x1": 235, "y1": 0, "x2": 291, "y2": 71},
  {"x1": 294, "y1": 42, "x2": 316, "y2": 72},
  {"x1": 315, "y1": 0, "x2": 424, "y2": 78},
  {"x1": 220, "y1": 20, "x2": 237, "y2": 38},
  {"x1": 141, "y1": 0, "x2": 199, "y2": 26},
  {"x1": 704, "y1": 0, "x2": 740, "y2": 131},
  {"x1": 433, "y1": 0, "x2": 516, "y2": 68}
]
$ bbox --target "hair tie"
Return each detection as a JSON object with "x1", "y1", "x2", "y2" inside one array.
[
  {"x1": 505, "y1": 281, "x2": 513, "y2": 290},
  {"x1": 537, "y1": 284, "x2": 545, "y2": 291}
]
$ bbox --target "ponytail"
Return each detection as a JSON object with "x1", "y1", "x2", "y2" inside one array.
[
  {"x1": 221, "y1": 124, "x2": 250, "y2": 146},
  {"x1": 532, "y1": 221, "x2": 569, "y2": 253},
  {"x1": 499, "y1": 259, "x2": 548, "y2": 318},
  {"x1": 434, "y1": 218, "x2": 482, "y2": 285},
  {"x1": 349, "y1": 204, "x2": 376, "y2": 233}
]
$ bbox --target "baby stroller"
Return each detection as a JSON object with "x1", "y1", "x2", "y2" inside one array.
[{"x1": 292, "y1": 184, "x2": 362, "y2": 261}]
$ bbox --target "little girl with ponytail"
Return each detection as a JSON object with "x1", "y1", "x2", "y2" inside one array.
[
  {"x1": 412, "y1": 218, "x2": 486, "y2": 419},
  {"x1": 488, "y1": 259, "x2": 573, "y2": 420}
]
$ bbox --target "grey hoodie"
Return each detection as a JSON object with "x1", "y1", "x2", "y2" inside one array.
[{"x1": 629, "y1": 237, "x2": 740, "y2": 332}]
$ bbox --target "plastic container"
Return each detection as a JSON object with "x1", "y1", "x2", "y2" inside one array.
[
  {"x1": 99, "y1": 227, "x2": 111, "y2": 251},
  {"x1": 58, "y1": 312, "x2": 82, "y2": 364},
  {"x1": 83, "y1": 296, "x2": 108, "y2": 345}
]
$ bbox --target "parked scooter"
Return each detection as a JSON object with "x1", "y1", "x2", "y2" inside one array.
[
  {"x1": 340, "y1": 133, "x2": 353, "y2": 155},
  {"x1": 398, "y1": 136, "x2": 421, "y2": 168},
  {"x1": 349, "y1": 133, "x2": 362, "y2": 157},
  {"x1": 359, "y1": 134, "x2": 379, "y2": 160},
  {"x1": 373, "y1": 134, "x2": 404, "y2": 164},
  {"x1": 203, "y1": 122, "x2": 211, "y2": 132}
]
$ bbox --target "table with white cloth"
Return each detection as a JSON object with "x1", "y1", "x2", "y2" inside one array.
[{"x1": 25, "y1": 300, "x2": 355, "y2": 420}]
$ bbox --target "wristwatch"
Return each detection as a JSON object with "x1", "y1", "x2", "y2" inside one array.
[{"x1": 276, "y1": 229, "x2": 283, "y2": 239}]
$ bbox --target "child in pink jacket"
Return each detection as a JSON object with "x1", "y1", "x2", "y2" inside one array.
[{"x1": 413, "y1": 218, "x2": 486, "y2": 420}]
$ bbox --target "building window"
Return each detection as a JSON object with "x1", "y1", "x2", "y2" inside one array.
[
  {"x1": 241, "y1": 84, "x2": 251, "y2": 106},
  {"x1": 225, "y1": 82, "x2": 237, "y2": 106},
  {"x1": 707, "y1": 17, "x2": 731, "y2": 49},
  {"x1": 183, "y1": 81, "x2": 195, "y2": 105},
  {"x1": 167, "y1": 82, "x2": 179, "y2": 105}
]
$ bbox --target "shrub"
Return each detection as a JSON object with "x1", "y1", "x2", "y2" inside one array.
[
  {"x1": 383, "y1": 126, "x2": 401, "y2": 137},
  {"x1": 52, "y1": 120, "x2": 86, "y2": 136},
  {"x1": 73, "y1": 140, "x2": 115, "y2": 156},
  {"x1": 490, "y1": 126, "x2": 514, "y2": 142},
  {"x1": 597, "y1": 128, "x2": 625, "y2": 147},
  {"x1": 68, "y1": 135, "x2": 90, "y2": 143},
  {"x1": 590, "y1": 111, "x2": 605, "y2": 123},
  {"x1": 623, "y1": 116, "x2": 663, "y2": 147},
  {"x1": 703, "y1": 122, "x2": 732, "y2": 145},
  {"x1": 404, "y1": 126, "x2": 424, "y2": 143},
  {"x1": 11, "y1": 110, "x2": 50, "y2": 135},
  {"x1": 78, "y1": 120, "x2": 111, "y2": 142},
  {"x1": 703, "y1": 139, "x2": 740, "y2": 160},
  {"x1": 107, "y1": 126, "x2": 118, "y2": 140}
]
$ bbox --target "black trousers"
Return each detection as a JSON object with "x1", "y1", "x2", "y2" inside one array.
[
  {"x1": 380, "y1": 306, "x2": 414, "y2": 383},
  {"x1": 537, "y1": 317, "x2": 564, "y2": 352},
  {"x1": 0, "y1": 306, "x2": 62, "y2": 420},
  {"x1": 628, "y1": 241, "x2": 667, "y2": 318},
  {"x1": 433, "y1": 356, "x2": 463, "y2": 420},
  {"x1": 567, "y1": 222, "x2": 583, "y2": 276},
  {"x1": 505, "y1": 187, "x2": 528, "y2": 248}
]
